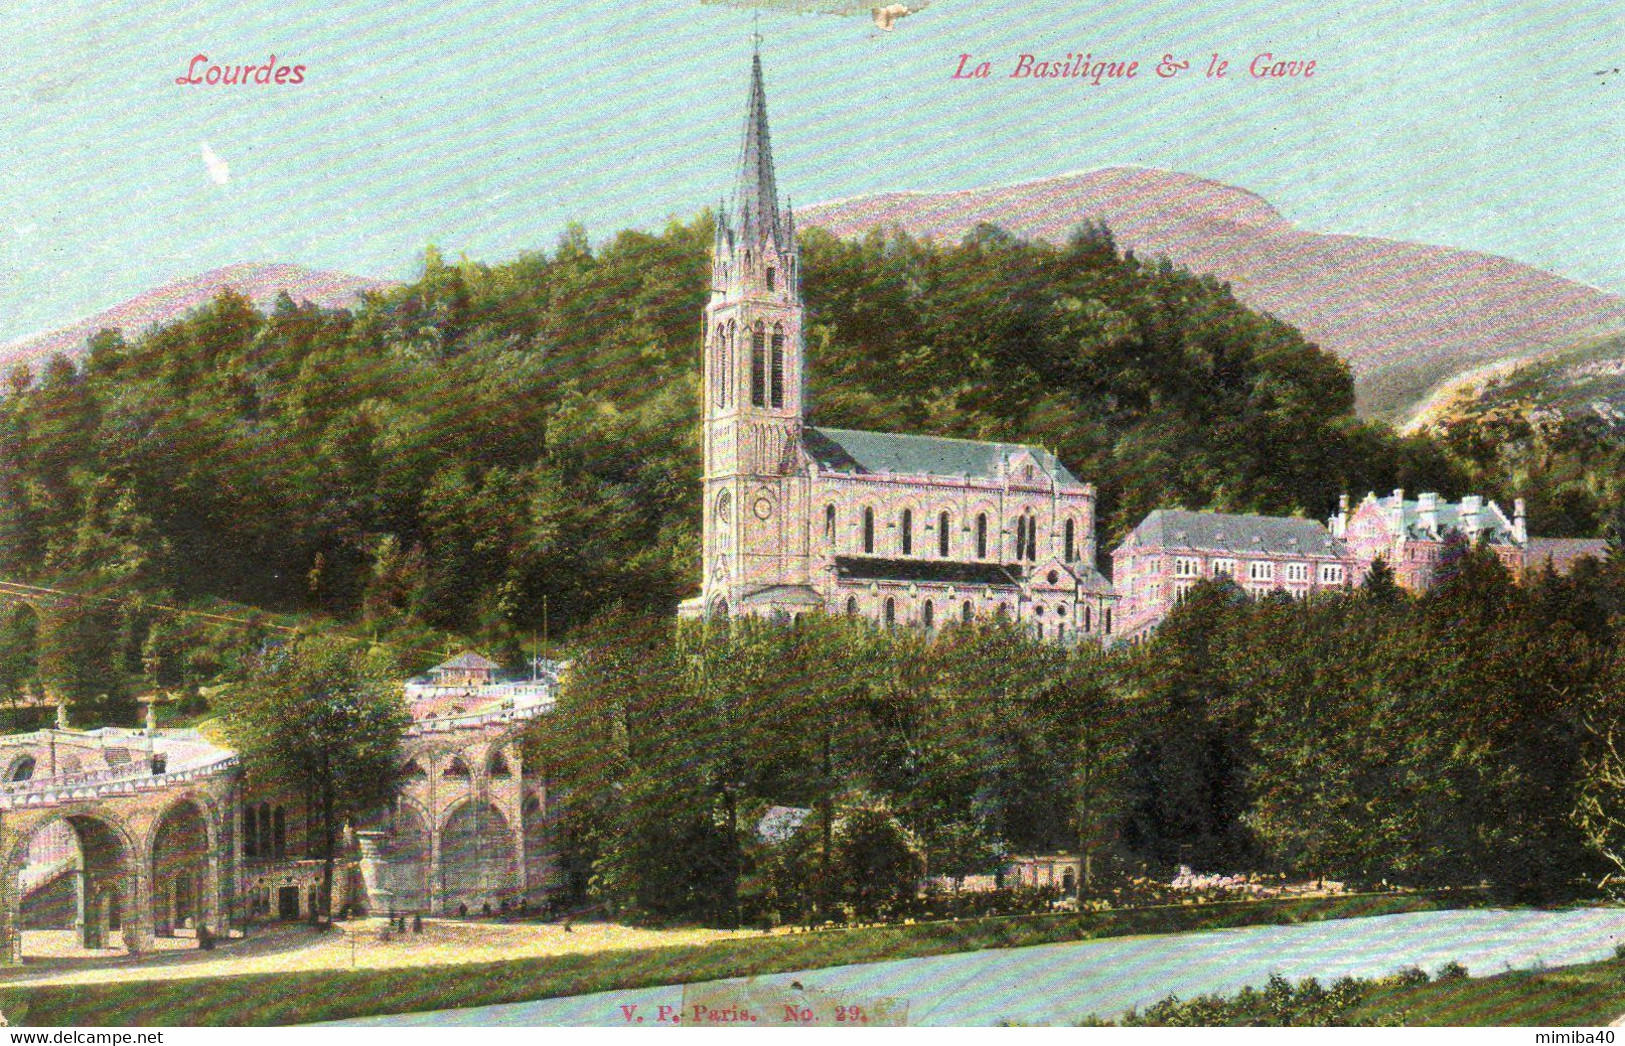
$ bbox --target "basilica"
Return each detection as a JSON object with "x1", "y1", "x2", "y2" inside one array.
[{"x1": 677, "y1": 52, "x2": 1116, "y2": 643}]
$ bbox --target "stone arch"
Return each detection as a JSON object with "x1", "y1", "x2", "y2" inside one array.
[
  {"x1": 149, "y1": 796, "x2": 216, "y2": 938},
  {"x1": 4, "y1": 811, "x2": 141, "y2": 961},
  {"x1": 521, "y1": 791, "x2": 551, "y2": 903},
  {"x1": 382, "y1": 798, "x2": 431, "y2": 913},
  {"x1": 5, "y1": 754, "x2": 35, "y2": 782},
  {"x1": 438, "y1": 800, "x2": 518, "y2": 914}
]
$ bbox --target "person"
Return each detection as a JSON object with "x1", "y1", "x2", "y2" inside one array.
[
  {"x1": 198, "y1": 925, "x2": 214, "y2": 950},
  {"x1": 412, "y1": 913, "x2": 423, "y2": 934},
  {"x1": 457, "y1": 902, "x2": 468, "y2": 918},
  {"x1": 481, "y1": 901, "x2": 491, "y2": 917}
]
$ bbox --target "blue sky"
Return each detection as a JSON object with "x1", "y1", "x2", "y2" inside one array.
[{"x1": 0, "y1": 0, "x2": 1618, "y2": 344}]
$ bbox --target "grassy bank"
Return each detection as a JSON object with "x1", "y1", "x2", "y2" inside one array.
[
  {"x1": 1356, "y1": 961, "x2": 1625, "y2": 1027},
  {"x1": 1095, "y1": 958, "x2": 1625, "y2": 1027},
  {"x1": 0, "y1": 892, "x2": 1474, "y2": 1026}
]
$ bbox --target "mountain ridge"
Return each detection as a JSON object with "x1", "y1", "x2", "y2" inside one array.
[
  {"x1": 800, "y1": 167, "x2": 1625, "y2": 420},
  {"x1": 0, "y1": 262, "x2": 394, "y2": 376},
  {"x1": 7, "y1": 168, "x2": 1620, "y2": 422}
]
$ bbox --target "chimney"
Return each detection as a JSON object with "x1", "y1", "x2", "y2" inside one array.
[
  {"x1": 1513, "y1": 497, "x2": 1527, "y2": 544},
  {"x1": 1391, "y1": 488, "x2": 1404, "y2": 505}
]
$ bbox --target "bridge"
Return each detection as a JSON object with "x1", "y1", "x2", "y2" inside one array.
[
  {"x1": 0, "y1": 727, "x2": 239, "y2": 963},
  {"x1": 0, "y1": 698, "x2": 557, "y2": 964}
]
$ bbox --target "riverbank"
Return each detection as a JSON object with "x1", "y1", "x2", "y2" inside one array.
[{"x1": 0, "y1": 891, "x2": 1477, "y2": 1025}]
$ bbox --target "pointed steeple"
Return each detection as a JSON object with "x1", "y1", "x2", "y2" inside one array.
[{"x1": 733, "y1": 51, "x2": 783, "y2": 250}]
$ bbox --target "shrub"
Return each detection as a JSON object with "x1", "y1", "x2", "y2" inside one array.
[{"x1": 1435, "y1": 961, "x2": 1469, "y2": 982}]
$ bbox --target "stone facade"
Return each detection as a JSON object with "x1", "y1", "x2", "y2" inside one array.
[
  {"x1": 1112, "y1": 509, "x2": 1354, "y2": 641},
  {"x1": 1331, "y1": 490, "x2": 1526, "y2": 590},
  {"x1": 680, "y1": 52, "x2": 1114, "y2": 643}
]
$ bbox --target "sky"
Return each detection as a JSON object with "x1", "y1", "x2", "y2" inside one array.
[{"x1": 0, "y1": 0, "x2": 1619, "y2": 344}]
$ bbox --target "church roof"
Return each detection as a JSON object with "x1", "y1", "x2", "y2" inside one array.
[
  {"x1": 834, "y1": 555, "x2": 1022, "y2": 588},
  {"x1": 431, "y1": 651, "x2": 500, "y2": 672},
  {"x1": 732, "y1": 52, "x2": 784, "y2": 249},
  {"x1": 804, "y1": 427, "x2": 1083, "y2": 488},
  {"x1": 1120, "y1": 510, "x2": 1346, "y2": 558}
]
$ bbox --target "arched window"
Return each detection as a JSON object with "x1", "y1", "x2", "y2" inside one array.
[
  {"x1": 750, "y1": 323, "x2": 767, "y2": 406},
  {"x1": 272, "y1": 805, "x2": 286, "y2": 859},
  {"x1": 770, "y1": 324, "x2": 786, "y2": 408},
  {"x1": 1084, "y1": 605, "x2": 1092, "y2": 632},
  {"x1": 938, "y1": 511, "x2": 951, "y2": 556},
  {"x1": 863, "y1": 507, "x2": 875, "y2": 553},
  {"x1": 846, "y1": 596, "x2": 858, "y2": 617},
  {"x1": 725, "y1": 321, "x2": 736, "y2": 406},
  {"x1": 900, "y1": 508, "x2": 913, "y2": 555},
  {"x1": 1065, "y1": 518, "x2": 1076, "y2": 563},
  {"x1": 766, "y1": 266, "x2": 777, "y2": 291},
  {"x1": 713, "y1": 325, "x2": 725, "y2": 406},
  {"x1": 824, "y1": 504, "x2": 837, "y2": 545},
  {"x1": 884, "y1": 597, "x2": 896, "y2": 627},
  {"x1": 922, "y1": 601, "x2": 934, "y2": 629},
  {"x1": 962, "y1": 599, "x2": 973, "y2": 623},
  {"x1": 976, "y1": 514, "x2": 988, "y2": 559},
  {"x1": 258, "y1": 803, "x2": 272, "y2": 858},
  {"x1": 6, "y1": 755, "x2": 34, "y2": 781},
  {"x1": 1017, "y1": 515, "x2": 1037, "y2": 561}
]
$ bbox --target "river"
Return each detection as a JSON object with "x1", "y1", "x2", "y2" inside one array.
[{"x1": 330, "y1": 906, "x2": 1625, "y2": 1027}]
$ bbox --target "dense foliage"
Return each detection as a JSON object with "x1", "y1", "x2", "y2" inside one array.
[
  {"x1": 0, "y1": 217, "x2": 1481, "y2": 718},
  {"x1": 217, "y1": 636, "x2": 410, "y2": 919},
  {"x1": 541, "y1": 545, "x2": 1625, "y2": 926}
]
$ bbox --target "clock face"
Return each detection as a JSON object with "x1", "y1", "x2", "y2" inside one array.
[{"x1": 753, "y1": 496, "x2": 773, "y2": 520}]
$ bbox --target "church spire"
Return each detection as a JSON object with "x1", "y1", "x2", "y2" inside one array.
[{"x1": 733, "y1": 51, "x2": 783, "y2": 250}]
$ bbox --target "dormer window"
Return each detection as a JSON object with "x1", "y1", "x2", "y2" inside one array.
[{"x1": 766, "y1": 267, "x2": 776, "y2": 291}]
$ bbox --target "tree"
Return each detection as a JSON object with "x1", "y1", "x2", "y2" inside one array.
[{"x1": 220, "y1": 636, "x2": 408, "y2": 923}]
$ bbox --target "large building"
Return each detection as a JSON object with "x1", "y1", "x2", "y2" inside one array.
[
  {"x1": 1112, "y1": 510, "x2": 1352, "y2": 642},
  {"x1": 678, "y1": 51, "x2": 1114, "y2": 642},
  {"x1": 1115, "y1": 492, "x2": 1612, "y2": 639},
  {"x1": 1330, "y1": 490, "x2": 1524, "y2": 590}
]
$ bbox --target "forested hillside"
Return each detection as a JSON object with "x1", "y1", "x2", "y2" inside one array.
[{"x1": 0, "y1": 214, "x2": 1581, "y2": 708}]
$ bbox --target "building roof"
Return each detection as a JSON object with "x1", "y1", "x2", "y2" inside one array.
[
  {"x1": 804, "y1": 427, "x2": 1083, "y2": 488},
  {"x1": 1119, "y1": 509, "x2": 1346, "y2": 558},
  {"x1": 431, "y1": 651, "x2": 500, "y2": 673},
  {"x1": 1525, "y1": 537, "x2": 1610, "y2": 575},
  {"x1": 1371, "y1": 493, "x2": 1518, "y2": 545},
  {"x1": 834, "y1": 555, "x2": 1022, "y2": 588},
  {"x1": 730, "y1": 52, "x2": 785, "y2": 250}
]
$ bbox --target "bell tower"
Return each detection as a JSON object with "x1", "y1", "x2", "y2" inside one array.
[{"x1": 700, "y1": 47, "x2": 809, "y2": 618}]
